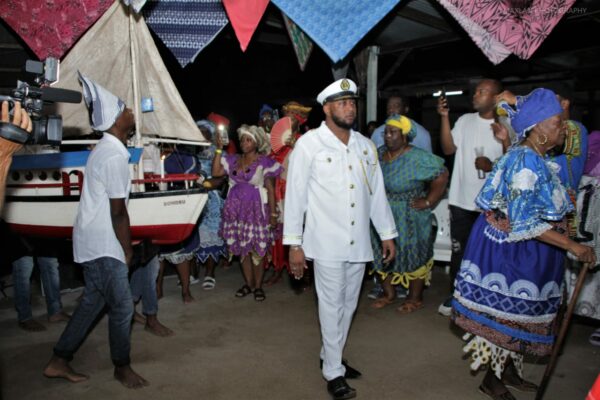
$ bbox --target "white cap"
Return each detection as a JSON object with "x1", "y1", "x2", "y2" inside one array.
[{"x1": 316, "y1": 78, "x2": 358, "y2": 105}]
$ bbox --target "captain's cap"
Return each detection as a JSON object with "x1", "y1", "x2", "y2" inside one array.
[{"x1": 317, "y1": 78, "x2": 358, "y2": 105}]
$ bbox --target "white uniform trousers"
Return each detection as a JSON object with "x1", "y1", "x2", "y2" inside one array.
[{"x1": 314, "y1": 259, "x2": 366, "y2": 381}]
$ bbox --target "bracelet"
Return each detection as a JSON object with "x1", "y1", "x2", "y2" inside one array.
[
  {"x1": 290, "y1": 245, "x2": 302, "y2": 251},
  {"x1": 271, "y1": 213, "x2": 278, "y2": 217},
  {"x1": 215, "y1": 149, "x2": 222, "y2": 154}
]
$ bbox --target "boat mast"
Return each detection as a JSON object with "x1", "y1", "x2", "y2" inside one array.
[{"x1": 128, "y1": 4, "x2": 145, "y2": 191}]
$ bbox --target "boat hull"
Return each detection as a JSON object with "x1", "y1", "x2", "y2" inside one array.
[{"x1": 3, "y1": 189, "x2": 207, "y2": 245}]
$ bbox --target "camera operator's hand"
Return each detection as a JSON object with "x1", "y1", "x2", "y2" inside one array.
[{"x1": 2, "y1": 101, "x2": 32, "y2": 133}]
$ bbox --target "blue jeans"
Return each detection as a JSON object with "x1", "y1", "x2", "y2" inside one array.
[
  {"x1": 13, "y1": 256, "x2": 62, "y2": 322},
  {"x1": 130, "y1": 256, "x2": 159, "y2": 315},
  {"x1": 53, "y1": 257, "x2": 133, "y2": 367}
]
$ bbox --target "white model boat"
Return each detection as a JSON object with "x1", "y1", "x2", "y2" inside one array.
[{"x1": 3, "y1": 149, "x2": 207, "y2": 244}]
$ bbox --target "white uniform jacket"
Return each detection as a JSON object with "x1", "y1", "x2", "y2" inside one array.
[{"x1": 283, "y1": 122, "x2": 398, "y2": 262}]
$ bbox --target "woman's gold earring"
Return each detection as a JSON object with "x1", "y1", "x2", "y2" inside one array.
[{"x1": 536, "y1": 134, "x2": 548, "y2": 146}]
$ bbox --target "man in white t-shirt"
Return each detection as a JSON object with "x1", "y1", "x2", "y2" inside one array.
[
  {"x1": 43, "y1": 74, "x2": 149, "y2": 389},
  {"x1": 437, "y1": 79, "x2": 505, "y2": 316}
]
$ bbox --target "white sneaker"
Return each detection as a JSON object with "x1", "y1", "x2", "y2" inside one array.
[
  {"x1": 367, "y1": 285, "x2": 383, "y2": 300},
  {"x1": 437, "y1": 297, "x2": 453, "y2": 317}
]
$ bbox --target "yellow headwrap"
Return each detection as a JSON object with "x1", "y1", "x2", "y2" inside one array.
[{"x1": 385, "y1": 115, "x2": 413, "y2": 135}]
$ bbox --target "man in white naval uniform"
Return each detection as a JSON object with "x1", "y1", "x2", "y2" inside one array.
[{"x1": 283, "y1": 79, "x2": 397, "y2": 400}]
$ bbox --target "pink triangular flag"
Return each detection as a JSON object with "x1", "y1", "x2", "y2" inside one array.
[
  {"x1": 0, "y1": 0, "x2": 114, "y2": 60},
  {"x1": 222, "y1": 0, "x2": 270, "y2": 52}
]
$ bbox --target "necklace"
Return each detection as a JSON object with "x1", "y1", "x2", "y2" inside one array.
[
  {"x1": 385, "y1": 146, "x2": 408, "y2": 162},
  {"x1": 525, "y1": 138, "x2": 544, "y2": 156}
]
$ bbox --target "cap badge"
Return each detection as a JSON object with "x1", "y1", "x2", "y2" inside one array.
[{"x1": 340, "y1": 79, "x2": 350, "y2": 90}]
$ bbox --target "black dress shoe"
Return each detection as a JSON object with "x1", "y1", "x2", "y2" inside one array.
[
  {"x1": 327, "y1": 376, "x2": 356, "y2": 400},
  {"x1": 320, "y1": 359, "x2": 362, "y2": 379}
]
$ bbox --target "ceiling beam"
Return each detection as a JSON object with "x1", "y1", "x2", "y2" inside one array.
[
  {"x1": 397, "y1": 6, "x2": 453, "y2": 33},
  {"x1": 380, "y1": 33, "x2": 461, "y2": 55},
  {"x1": 378, "y1": 49, "x2": 412, "y2": 89}
]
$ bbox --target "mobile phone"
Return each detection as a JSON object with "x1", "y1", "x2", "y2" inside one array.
[{"x1": 217, "y1": 124, "x2": 229, "y2": 146}]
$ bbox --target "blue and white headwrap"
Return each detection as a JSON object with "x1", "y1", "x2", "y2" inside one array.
[
  {"x1": 497, "y1": 88, "x2": 562, "y2": 144},
  {"x1": 78, "y1": 71, "x2": 125, "y2": 132},
  {"x1": 259, "y1": 104, "x2": 273, "y2": 120},
  {"x1": 196, "y1": 119, "x2": 215, "y2": 139}
]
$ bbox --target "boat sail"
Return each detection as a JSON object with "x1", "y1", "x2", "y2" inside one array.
[{"x1": 3, "y1": 1, "x2": 209, "y2": 244}]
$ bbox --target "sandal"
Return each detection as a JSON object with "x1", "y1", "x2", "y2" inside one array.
[
  {"x1": 202, "y1": 276, "x2": 216, "y2": 290},
  {"x1": 590, "y1": 328, "x2": 600, "y2": 346},
  {"x1": 235, "y1": 284, "x2": 252, "y2": 298},
  {"x1": 396, "y1": 300, "x2": 424, "y2": 314},
  {"x1": 478, "y1": 384, "x2": 516, "y2": 400},
  {"x1": 371, "y1": 297, "x2": 395, "y2": 309},
  {"x1": 254, "y1": 288, "x2": 266, "y2": 302}
]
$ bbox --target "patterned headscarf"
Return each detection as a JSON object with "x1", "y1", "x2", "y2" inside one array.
[
  {"x1": 237, "y1": 124, "x2": 271, "y2": 154},
  {"x1": 196, "y1": 119, "x2": 215, "y2": 140},
  {"x1": 283, "y1": 101, "x2": 312, "y2": 126},
  {"x1": 385, "y1": 114, "x2": 416, "y2": 142},
  {"x1": 497, "y1": 88, "x2": 563, "y2": 144},
  {"x1": 78, "y1": 71, "x2": 125, "y2": 132},
  {"x1": 259, "y1": 104, "x2": 274, "y2": 120}
]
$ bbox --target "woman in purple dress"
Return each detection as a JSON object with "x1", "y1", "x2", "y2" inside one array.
[{"x1": 212, "y1": 124, "x2": 282, "y2": 301}]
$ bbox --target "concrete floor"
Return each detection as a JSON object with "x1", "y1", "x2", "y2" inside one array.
[{"x1": 0, "y1": 264, "x2": 598, "y2": 400}]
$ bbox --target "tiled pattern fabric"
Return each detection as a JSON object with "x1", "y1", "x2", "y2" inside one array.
[
  {"x1": 438, "y1": 0, "x2": 576, "y2": 64},
  {"x1": 271, "y1": 0, "x2": 401, "y2": 62},
  {"x1": 142, "y1": 0, "x2": 229, "y2": 67}
]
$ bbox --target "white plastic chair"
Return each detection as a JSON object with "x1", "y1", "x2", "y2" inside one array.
[{"x1": 432, "y1": 198, "x2": 452, "y2": 264}]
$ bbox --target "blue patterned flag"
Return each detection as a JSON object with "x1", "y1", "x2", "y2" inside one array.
[
  {"x1": 142, "y1": 0, "x2": 229, "y2": 68},
  {"x1": 272, "y1": 0, "x2": 402, "y2": 62}
]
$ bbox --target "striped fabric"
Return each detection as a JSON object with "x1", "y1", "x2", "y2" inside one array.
[{"x1": 142, "y1": 0, "x2": 229, "y2": 68}]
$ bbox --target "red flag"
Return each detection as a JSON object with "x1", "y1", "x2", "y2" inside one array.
[
  {"x1": 0, "y1": 0, "x2": 114, "y2": 60},
  {"x1": 222, "y1": 0, "x2": 270, "y2": 52}
]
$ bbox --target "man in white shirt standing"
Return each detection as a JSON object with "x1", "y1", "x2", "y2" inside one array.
[
  {"x1": 437, "y1": 79, "x2": 504, "y2": 316},
  {"x1": 43, "y1": 74, "x2": 148, "y2": 389},
  {"x1": 284, "y1": 78, "x2": 397, "y2": 400}
]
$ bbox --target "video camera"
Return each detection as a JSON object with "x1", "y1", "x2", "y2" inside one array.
[{"x1": 0, "y1": 57, "x2": 82, "y2": 146}]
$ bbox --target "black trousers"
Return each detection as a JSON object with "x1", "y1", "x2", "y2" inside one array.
[{"x1": 448, "y1": 205, "x2": 481, "y2": 293}]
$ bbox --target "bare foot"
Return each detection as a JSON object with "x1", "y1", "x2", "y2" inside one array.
[
  {"x1": 114, "y1": 365, "x2": 149, "y2": 389},
  {"x1": 48, "y1": 311, "x2": 71, "y2": 323},
  {"x1": 19, "y1": 319, "x2": 46, "y2": 332},
  {"x1": 132, "y1": 311, "x2": 146, "y2": 325},
  {"x1": 43, "y1": 356, "x2": 89, "y2": 383},
  {"x1": 264, "y1": 271, "x2": 282, "y2": 287},
  {"x1": 144, "y1": 315, "x2": 174, "y2": 337},
  {"x1": 182, "y1": 293, "x2": 194, "y2": 304}
]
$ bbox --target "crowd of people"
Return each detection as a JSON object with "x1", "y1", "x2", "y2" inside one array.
[{"x1": 1, "y1": 74, "x2": 599, "y2": 400}]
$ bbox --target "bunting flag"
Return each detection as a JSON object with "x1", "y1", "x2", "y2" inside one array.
[
  {"x1": 438, "y1": 0, "x2": 577, "y2": 64},
  {"x1": 282, "y1": 12, "x2": 313, "y2": 71},
  {"x1": 222, "y1": 0, "x2": 270, "y2": 52},
  {"x1": 271, "y1": 0, "x2": 401, "y2": 62},
  {"x1": 0, "y1": 0, "x2": 114, "y2": 60},
  {"x1": 142, "y1": 0, "x2": 229, "y2": 68}
]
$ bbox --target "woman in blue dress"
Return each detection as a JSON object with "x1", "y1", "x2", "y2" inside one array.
[
  {"x1": 452, "y1": 89, "x2": 596, "y2": 400},
  {"x1": 195, "y1": 120, "x2": 228, "y2": 290},
  {"x1": 370, "y1": 115, "x2": 448, "y2": 313}
]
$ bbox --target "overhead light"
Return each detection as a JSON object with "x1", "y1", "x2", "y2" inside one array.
[{"x1": 432, "y1": 90, "x2": 464, "y2": 97}]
